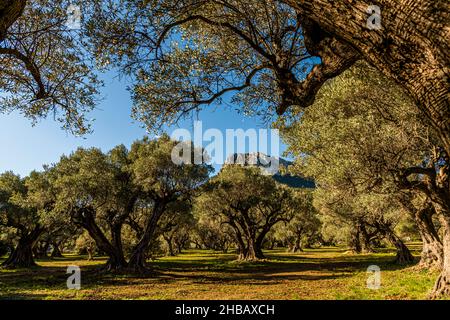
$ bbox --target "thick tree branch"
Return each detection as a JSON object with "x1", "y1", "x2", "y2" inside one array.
[
  {"x1": 0, "y1": 0, "x2": 26, "y2": 41},
  {"x1": 0, "y1": 46, "x2": 46, "y2": 98},
  {"x1": 276, "y1": 17, "x2": 360, "y2": 114},
  {"x1": 171, "y1": 65, "x2": 268, "y2": 111}
]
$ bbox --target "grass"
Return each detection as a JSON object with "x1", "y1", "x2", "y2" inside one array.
[{"x1": 0, "y1": 245, "x2": 441, "y2": 300}]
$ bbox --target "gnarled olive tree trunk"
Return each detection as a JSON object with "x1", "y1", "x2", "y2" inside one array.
[
  {"x1": 386, "y1": 230, "x2": 415, "y2": 265},
  {"x1": 374, "y1": 221, "x2": 414, "y2": 264},
  {"x1": 359, "y1": 223, "x2": 375, "y2": 253},
  {"x1": 432, "y1": 215, "x2": 450, "y2": 297},
  {"x1": 1, "y1": 226, "x2": 44, "y2": 269},
  {"x1": 50, "y1": 241, "x2": 63, "y2": 258},
  {"x1": 128, "y1": 202, "x2": 166, "y2": 273},
  {"x1": 282, "y1": 0, "x2": 450, "y2": 156},
  {"x1": 0, "y1": 0, "x2": 26, "y2": 40},
  {"x1": 76, "y1": 208, "x2": 128, "y2": 272},
  {"x1": 415, "y1": 205, "x2": 443, "y2": 270},
  {"x1": 430, "y1": 201, "x2": 450, "y2": 298},
  {"x1": 349, "y1": 224, "x2": 363, "y2": 254}
]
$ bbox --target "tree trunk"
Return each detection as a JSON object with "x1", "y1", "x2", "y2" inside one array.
[
  {"x1": 254, "y1": 245, "x2": 265, "y2": 259},
  {"x1": 237, "y1": 235, "x2": 265, "y2": 261},
  {"x1": 349, "y1": 226, "x2": 362, "y2": 254},
  {"x1": 128, "y1": 202, "x2": 166, "y2": 273},
  {"x1": 241, "y1": 238, "x2": 258, "y2": 261},
  {"x1": 0, "y1": 0, "x2": 26, "y2": 40},
  {"x1": 252, "y1": 230, "x2": 266, "y2": 260},
  {"x1": 283, "y1": 0, "x2": 450, "y2": 156},
  {"x1": 383, "y1": 227, "x2": 414, "y2": 264},
  {"x1": 176, "y1": 239, "x2": 184, "y2": 254},
  {"x1": 359, "y1": 224, "x2": 375, "y2": 253},
  {"x1": 50, "y1": 242, "x2": 63, "y2": 258},
  {"x1": 33, "y1": 241, "x2": 50, "y2": 259},
  {"x1": 415, "y1": 205, "x2": 444, "y2": 270},
  {"x1": 431, "y1": 215, "x2": 450, "y2": 298},
  {"x1": 87, "y1": 245, "x2": 95, "y2": 261},
  {"x1": 246, "y1": 243, "x2": 257, "y2": 261},
  {"x1": 229, "y1": 220, "x2": 248, "y2": 261},
  {"x1": 110, "y1": 223, "x2": 125, "y2": 263},
  {"x1": 237, "y1": 248, "x2": 247, "y2": 261},
  {"x1": 101, "y1": 253, "x2": 127, "y2": 272},
  {"x1": 1, "y1": 226, "x2": 43, "y2": 269},
  {"x1": 78, "y1": 209, "x2": 127, "y2": 272},
  {"x1": 164, "y1": 236, "x2": 175, "y2": 256},
  {"x1": 292, "y1": 233, "x2": 303, "y2": 253},
  {"x1": 390, "y1": 235, "x2": 415, "y2": 265}
]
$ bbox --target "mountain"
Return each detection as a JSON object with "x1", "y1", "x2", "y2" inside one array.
[{"x1": 224, "y1": 152, "x2": 315, "y2": 189}]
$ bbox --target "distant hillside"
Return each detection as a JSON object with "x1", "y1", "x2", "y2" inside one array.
[{"x1": 224, "y1": 152, "x2": 315, "y2": 189}]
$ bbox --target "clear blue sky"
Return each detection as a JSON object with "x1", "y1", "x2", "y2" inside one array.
[{"x1": 0, "y1": 72, "x2": 287, "y2": 177}]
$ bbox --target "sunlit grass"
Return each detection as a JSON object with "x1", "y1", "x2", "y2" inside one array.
[{"x1": 0, "y1": 246, "x2": 441, "y2": 300}]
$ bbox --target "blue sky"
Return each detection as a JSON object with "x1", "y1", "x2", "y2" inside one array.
[{"x1": 0, "y1": 72, "x2": 287, "y2": 177}]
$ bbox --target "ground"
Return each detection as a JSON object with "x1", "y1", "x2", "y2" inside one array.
[{"x1": 0, "y1": 244, "x2": 442, "y2": 300}]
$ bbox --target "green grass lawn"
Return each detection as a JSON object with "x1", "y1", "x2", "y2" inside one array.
[{"x1": 0, "y1": 245, "x2": 441, "y2": 300}]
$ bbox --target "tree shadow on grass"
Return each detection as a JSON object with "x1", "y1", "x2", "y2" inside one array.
[{"x1": 0, "y1": 248, "x2": 421, "y2": 299}]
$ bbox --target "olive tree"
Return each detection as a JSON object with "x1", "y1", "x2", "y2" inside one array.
[
  {"x1": 125, "y1": 136, "x2": 212, "y2": 272},
  {"x1": 0, "y1": 172, "x2": 44, "y2": 268},
  {"x1": 84, "y1": 0, "x2": 449, "y2": 156},
  {"x1": 279, "y1": 62, "x2": 429, "y2": 263},
  {"x1": 52, "y1": 136, "x2": 211, "y2": 273},
  {"x1": 0, "y1": 0, "x2": 101, "y2": 134},
  {"x1": 274, "y1": 191, "x2": 321, "y2": 252},
  {"x1": 280, "y1": 62, "x2": 449, "y2": 290},
  {"x1": 196, "y1": 165, "x2": 300, "y2": 260},
  {"x1": 53, "y1": 146, "x2": 132, "y2": 271},
  {"x1": 0, "y1": 169, "x2": 59, "y2": 268},
  {"x1": 192, "y1": 212, "x2": 233, "y2": 252}
]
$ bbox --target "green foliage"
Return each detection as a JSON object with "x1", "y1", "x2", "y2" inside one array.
[
  {"x1": 85, "y1": 0, "x2": 312, "y2": 131},
  {"x1": 195, "y1": 165, "x2": 302, "y2": 259},
  {"x1": 273, "y1": 190, "x2": 321, "y2": 250},
  {"x1": 47, "y1": 135, "x2": 212, "y2": 268},
  {"x1": 0, "y1": 0, "x2": 101, "y2": 134},
  {"x1": 0, "y1": 172, "x2": 39, "y2": 235},
  {"x1": 278, "y1": 61, "x2": 431, "y2": 250}
]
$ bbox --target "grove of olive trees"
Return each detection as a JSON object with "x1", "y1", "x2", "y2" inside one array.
[
  {"x1": 279, "y1": 61, "x2": 449, "y2": 296},
  {"x1": 0, "y1": 0, "x2": 448, "y2": 301}
]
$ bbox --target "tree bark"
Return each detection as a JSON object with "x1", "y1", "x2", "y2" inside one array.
[
  {"x1": 239, "y1": 237, "x2": 265, "y2": 261},
  {"x1": 1, "y1": 226, "x2": 43, "y2": 269},
  {"x1": 77, "y1": 208, "x2": 128, "y2": 272},
  {"x1": 50, "y1": 242, "x2": 63, "y2": 258},
  {"x1": 33, "y1": 241, "x2": 49, "y2": 259},
  {"x1": 387, "y1": 232, "x2": 415, "y2": 265},
  {"x1": 164, "y1": 235, "x2": 175, "y2": 256},
  {"x1": 349, "y1": 226, "x2": 362, "y2": 254},
  {"x1": 432, "y1": 215, "x2": 450, "y2": 298},
  {"x1": 376, "y1": 222, "x2": 414, "y2": 264},
  {"x1": 253, "y1": 229, "x2": 270, "y2": 259},
  {"x1": 282, "y1": 0, "x2": 450, "y2": 156},
  {"x1": 128, "y1": 202, "x2": 166, "y2": 273},
  {"x1": 0, "y1": 0, "x2": 26, "y2": 40},
  {"x1": 291, "y1": 232, "x2": 303, "y2": 253},
  {"x1": 359, "y1": 223, "x2": 375, "y2": 253},
  {"x1": 414, "y1": 204, "x2": 444, "y2": 270}
]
